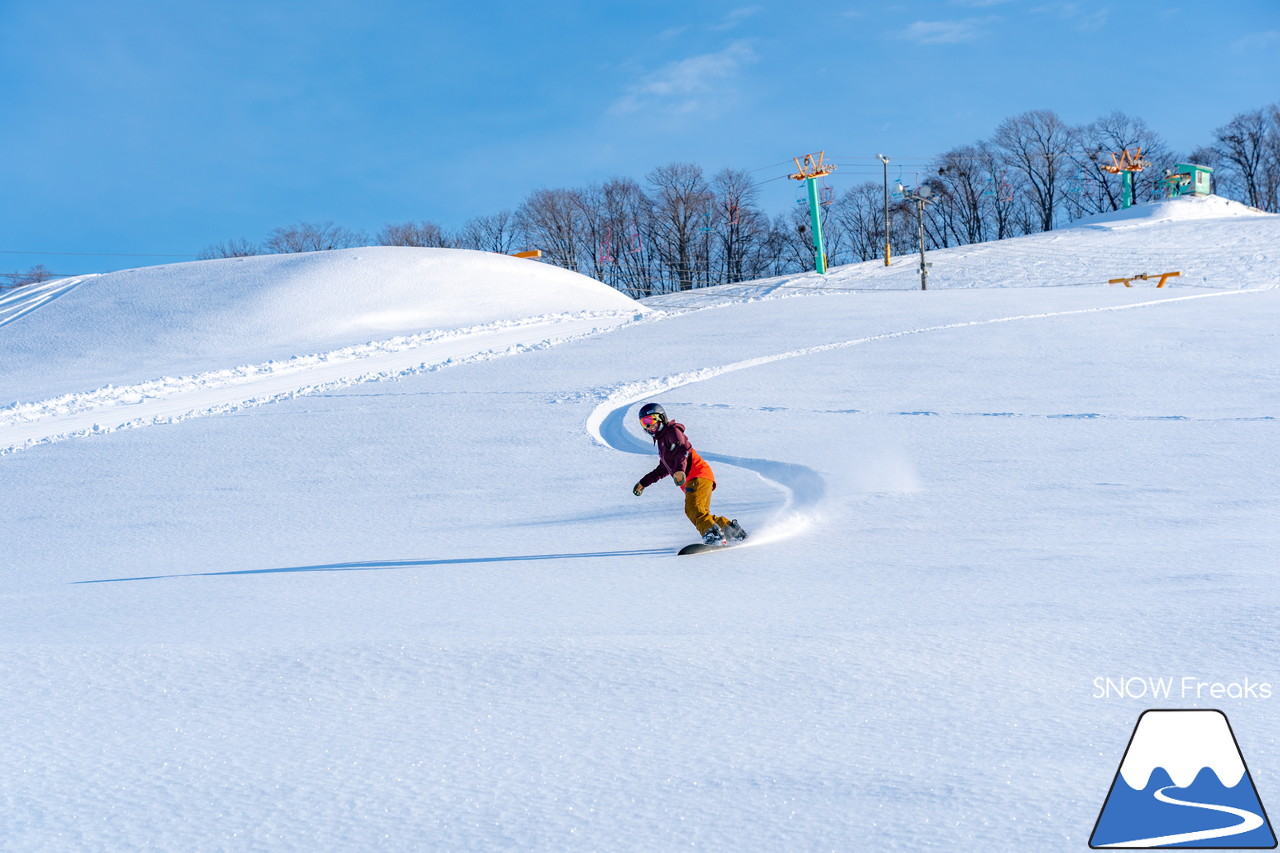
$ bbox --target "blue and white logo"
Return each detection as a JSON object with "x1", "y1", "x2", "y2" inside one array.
[{"x1": 1091, "y1": 710, "x2": 1276, "y2": 848}]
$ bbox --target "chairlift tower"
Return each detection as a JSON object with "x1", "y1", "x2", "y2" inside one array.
[
  {"x1": 1100, "y1": 148, "x2": 1149, "y2": 209},
  {"x1": 790, "y1": 152, "x2": 836, "y2": 274}
]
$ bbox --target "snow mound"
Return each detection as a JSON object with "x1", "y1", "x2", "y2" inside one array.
[
  {"x1": 1, "y1": 247, "x2": 644, "y2": 398},
  {"x1": 1065, "y1": 194, "x2": 1273, "y2": 230}
]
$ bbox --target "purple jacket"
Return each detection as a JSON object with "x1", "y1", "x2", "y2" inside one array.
[{"x1": 639, "y1": 422, "x2": 714, "y2": 491}]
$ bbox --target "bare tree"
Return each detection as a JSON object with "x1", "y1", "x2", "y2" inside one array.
[
  {"x1": 2, "y1": 265, "x2": 55, "y2": 287},
  {"x1": 993, "y1": 109, "x2": 1075, "y2": 232},
  {"x1": 1210, "y1": 106, "x2": 1277, "y2": 210},
  {"x1": 587, "y1": 177, "x2": 657, "y2": 297},
  {"x1": 199, "y1": 238, "x2": 262, "y2": 259},
  {"x1": 775, "y1": 206, "x2": 818, "y2": 275},
  {"x1": 647, "y1": 162, "x2": 714, "y2": 291},
  {"x1": 933, "y1": 146, "x2": 996, "y2": 246},
  {"x1": 516, "y1": 188, "x2": 589, "y2": 274},
  {"x1": 709, "y1": 168, "x2": 772, "y2": 283},
  {"x1": 376, "y1": 221, "x2": 453, "y2": 247},
  {"x1": 455, "y1": 210, "x2": 521, "y2": 255},
  {"x1": 970, "y1": 142, "x2": 1024, "y2": 240},
  {"x1": 577, "y1": 182, "x2": 616, "y2": 287},
  {"x1": 1262, "y1": 104, "x2": 1280, "y2": 212},
  {"x1": 263, "y1": 221, "x2": 367, "y2": 253},
  {"x1": 919, "y1": 177, "x2": 956, "y2": 251},
  {"x1": 829, "y1": 182, "x2": 890, "y2": 263}
]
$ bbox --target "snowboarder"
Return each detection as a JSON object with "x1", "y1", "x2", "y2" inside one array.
[{"x1": 631, "y1": 402, "x2": 748, "y2": 546}]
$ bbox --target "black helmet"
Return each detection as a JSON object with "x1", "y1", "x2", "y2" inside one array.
[{"x1": 638, "y1": 402, "x2": 667, "y2": 430}]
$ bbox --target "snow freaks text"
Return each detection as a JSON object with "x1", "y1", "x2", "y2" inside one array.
[{"x1": 1093, "y1": 676, "x2": 1273, "y2": 701}]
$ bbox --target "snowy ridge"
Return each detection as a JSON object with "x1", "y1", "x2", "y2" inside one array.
[
  {"x1": 1065, "y1": 194, "x2": 1273, "y2": 230},
  {"x1": 0, "y1": 247, "x2": 646, "y2": 403},
  {"x1": 0, "y1": 311, "x2": 640, "y2": 454}
]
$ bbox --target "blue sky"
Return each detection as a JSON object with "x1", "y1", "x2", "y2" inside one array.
[{"x1": 2, "y1": 0, "x2": 1277, "y2": 274}]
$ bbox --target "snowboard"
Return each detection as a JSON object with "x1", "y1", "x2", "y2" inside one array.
[{"x1": 677, "y1": 542, "x2": 734, "y2": 556}]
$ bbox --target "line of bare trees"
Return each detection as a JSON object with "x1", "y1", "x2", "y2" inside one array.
[
  {"x1": 0, "y1": 264, "x2": 55, "y2": 288},
  {"x1": 13, "y1": 103, "x2": 1269, "y2": 294},
  {"x1": 875, "y1": 104, "x2": 1280, "y2": 261},
  {"x1": 196, "y1": 164, "x2": 791, "y2": 297}
]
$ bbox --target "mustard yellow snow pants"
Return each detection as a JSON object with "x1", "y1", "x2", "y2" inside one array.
[{"x1": 683, "y1": 477, "x2": 732, "y2": 537}]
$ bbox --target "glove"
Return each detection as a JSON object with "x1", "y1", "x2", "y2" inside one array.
[
  {"x1": 672, "y1": 470, "x2": 686, "y2": 487},
  {"x1": 633, "y1": 482, "x2": 644, "y2": 496}
]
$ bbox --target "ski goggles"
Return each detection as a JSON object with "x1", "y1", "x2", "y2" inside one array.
[{"x1": 640, "y1": 414, "x2": 663, "y2": 429}]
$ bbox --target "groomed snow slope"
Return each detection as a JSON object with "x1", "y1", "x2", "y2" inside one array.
[{"x1": 1, "y1": 199, "x2": 1278, "y2": 852}]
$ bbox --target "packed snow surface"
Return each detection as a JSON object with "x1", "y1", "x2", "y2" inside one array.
[{"x1": 2, "y1": 199, "x2": 1278, "y2": 851}]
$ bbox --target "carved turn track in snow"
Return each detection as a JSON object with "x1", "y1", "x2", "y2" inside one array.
[{"x1": 587, "y1": 289, "x2": 1263, "y2": 541}]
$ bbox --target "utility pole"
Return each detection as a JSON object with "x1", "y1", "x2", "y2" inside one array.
[
  {"x1": 789, "y1": 152, "x2": 837, "y2": 274},
  {"x1": 877, "y1": 153, "x2": 891, "y2": 266},
  {"x1": 896, "y1": 182, "x2": 933, "y2": 290}
]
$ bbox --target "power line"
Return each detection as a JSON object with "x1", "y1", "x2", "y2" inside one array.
[{"x1": 0, "y1": 249, "x2": 199, "y2": 258}]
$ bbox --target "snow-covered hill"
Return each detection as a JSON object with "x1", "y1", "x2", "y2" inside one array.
[
  {"x1": 2, "y1": 199, "x2": 1278, "y2": 851},
  {"x1": 643, "y1": 194, "x2": 1280, "y2": 306},
  {"x1": 0, "y1": 248, "x2": 645, "y2": 452},
  {"x1": 0, "y1": 246, "x2": 642, "y2": 398}
]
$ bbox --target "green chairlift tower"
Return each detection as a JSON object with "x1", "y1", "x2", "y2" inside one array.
[
  {"x1": 789, "y1": 152, "x2": 837, "y2": 274},
  {"x1": 1101, "y1": 148, "x2": 1150, "y2": 209}
]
